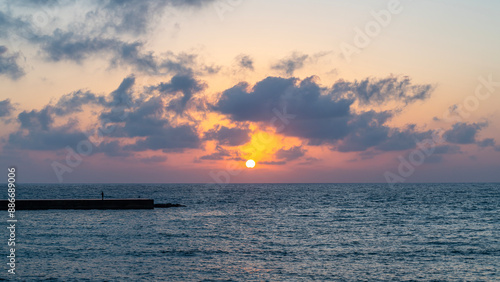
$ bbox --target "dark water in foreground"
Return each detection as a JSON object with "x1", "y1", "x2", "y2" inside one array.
[{"x1": 3, "y1": 183, "x2": 500, "y2": 281}]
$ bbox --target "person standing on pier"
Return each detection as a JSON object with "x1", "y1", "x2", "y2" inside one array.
[{"x1": 101, "y1": 191, "x2": 104, "y2": 200}]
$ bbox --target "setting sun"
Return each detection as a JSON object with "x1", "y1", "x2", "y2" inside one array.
[{"x1": 246, "y1": 159, "x2": 256, "y2": 168}]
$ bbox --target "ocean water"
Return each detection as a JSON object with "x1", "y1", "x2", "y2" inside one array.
[{"x1": 3, "y1": 183, "x2": 500, "y2": 281}]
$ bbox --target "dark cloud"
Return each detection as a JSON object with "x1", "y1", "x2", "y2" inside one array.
[
  {"x1": 53, "y1": 90, "x2": 106, "y2": 115},
  {"x1": 7, "y1": 74, "x2": 202, "y2": 155},
  {"x1": 152, "y1": 74, "x2": 206, "y2": 113},
  {"x1": 18, "y1": 106, "x2": 53, "y2": 131},
  {"x1": 260, "y1": 161, "x2": 286, "y2": 165},
  {"x1": 331, "y1": 76, "x2": 434, "y2": 106},
  {"x1": 477, "y1": 138, "x2": 495, "y2": 148},
  {"x1": 433, "y1": 145, "x2": 462, "y2": 155},
  {"x1": 214, "y1": 76, "x2": 352, "y2": 122},
  {"x1": 199, "y1": 145, "x2": 231, "y2": 160},
  {"x1": 419, "y1": 145, "x2": 461, "y2": 164},
  {"x1": 236, "y1": 54, "x2": 254, "y2": 71},
  {"x1": 0, "y1": 46, "x2": 24, "y2": 79},
  {"x1": 271, "y1": 52, "x2": 308, "y2": 76},
  {"x1": 140, "y1": 155, "x2": 167, "y2": 163},
  {"x1": 10, "y1": 102, "x2": 93, "y2": 152},
  {"x1": 97, "y1": 140, "x2": 131, "y2": 157},
  {"x1": 91, "y1": 75, "x2": 204, "y2": 153},
  {"x1": 101, "y1": 0, "x2": 216, "y2": 35},
  {"x1": 25, "y1": 0, "x2": 59, "y2": 5},
  {"x1": 125, "y1": 125, "x2": 200, "y2": 152},
  {"x1": 96, "y1": 76, "x2": 202, "y2": 152},
  {"x1": 214, "y1": 75, "x2": 438, "y2": 153},
  {"x1": 8, "y1": 120, "x2": 87, "y2": 151},
  {"x1": 0, "y1": 99, "x2": 15, "y2": 117},
  {"x1": 334, "y1": 111, "x2": 392, "y2": 152},
  {"x1": 122, "y1": 98, "x2": 167, "y2": 137},
  {"x1": 36, "y1": 30, "x2": 208, "y2": 75},
  {"x1": 109, "y1": 75, "x2": 135, "y2": 107},
  {"x1": 38, "y1": 30, "x2": 124, "y2": 63},
  {"x1": 204, "y1": 125, "x2": 251, "y2": 146},
  {"x1": 425, "y1": 155, "x2": 443, "y2": 164},
  {"x1": 375, "y1": 125, "x2": 434, "y2": 152},
  {"x1": 298, "y1": 157, "x2": 320, "y2": 165},
  {"x1": 3, "y1": 0, "x2": 215, "y2": 38},
  {"x1": 0, "y1": 11, "x2": 29, "y2": 39},
  {"x1": 444, "y1": 122, "x2": 488, "y2": 144},
  {"x1": 1, "y1": 3, "x2": 220, "y2": 76},
  {"x1": 275, "y1": 146, "x2": 305, "y2": 161}
]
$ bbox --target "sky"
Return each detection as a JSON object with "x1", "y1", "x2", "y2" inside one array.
[{"x1": 0, "y1": 0, "x2": 499, "y2": 184}]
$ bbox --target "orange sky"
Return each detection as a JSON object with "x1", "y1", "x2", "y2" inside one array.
[{"x1": 0, "y1": 0, "x2": 499, "y2": 183}]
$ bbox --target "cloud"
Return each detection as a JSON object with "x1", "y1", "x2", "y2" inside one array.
[
  {"x1": 333, "y1": 112, "x2": 434, "y2": 153},
  {"x1": 7, "y1": 96, "x2": 98, "y2": 151},
  {"x1": 204, "y1": 125, "x2": 251, "y2": 146},
  {"x1": 1, "y1": 3, "x2": 218, "y2": 75},
  {"x1": 275, "y1": 146, "x2": 305, "y2": 161},
  {"x1": 100, "y1": 0, "x2": 216, "y2": 35},
  {"x1": 374, "y1": 125, "x2": 434, "y2": 152},
  {"x1": 96, "y1": 76, "x2": 202, "y2": 152},
  {"x1": 97, "y1": 141, "x2": 131, "y2": 157},
  {"x1": 36, "y1": 31, "x2": 199, "y2": 75},
  {"x1": 0, "y1": 11, "x2": 29, "y2": 39},
  {"x1": 236, "y1": 54, "x2": 254, "y2": 71},
  {"x1": 271, "y1": 52, "x2": 308, "y2": 76},
  {"x1": 331, "y1": 75, "x2": 434, "y2": 106},
  {"x1": 214, "y1": 75, "x2": 438, "y2": 153},
  {"x1": 477, "y1": 138, "x2": 495, "y2": 148},
  {"x1": 36, "y1": 29, "x2": 217, "y2": 75},
  {"x1": 425, "y1": 155, "x2": 443, "y2": 164},
  {"x1": 53, "y1": 90, "x2": 106, "y2": 116},
  {"x1": 124, "y1": 125, "x2": 200, "y2": 152},
  {"x1": 38, "y1": 30, "x2": 126, "y2": 63},
  {"x1": 334, "y1": 111, "x2": 392, "y2": 152},
  {"x1": 433, "y1": 144, "x2": 462, "y2": 155},
  {"x1": 7, "y1": 74, "x2": 203, "y2": 155},
  {"x1": 444, "y1": 122, "x2": 488, "y2": 144},
  {"x1": 0, "y1": 46, "x2": 24, "y2": 79},
  {"x1": 298, "y1": 157, "x2": 320, "y2": 165},
  {"x1": 260, "y1": 161, "x2": 286, "y2": 165},
  {"x1": 0, "y1": 99, "x2": 15, "y2": 118},
  {"x1": 140, "y1": 155, "x2": 167, "y2": 163},
  {"x1": 8, "y1": 119, "x2": 87, "y2": 151},
  {"x1": 199, "y1": 145, "x2": 231, "y2": 160},
  {"x1": 109, "y1": 96, "x2": 167, "y2": 138},
  {"x1": 3, "y1": 0, "x2": 216, "y2": 39},
  {"x1": 152, "y1": 74, "x2": 206, "y2": 113},
  {"x1": 214, "y1": 76, "x2": 352, "y2": 122},
  {"x1": 18, "y1": 106, "x2": 53, "y2": 131},
  {"x1": 421, "y1": 145, "x2": 462, "y2": 164}
]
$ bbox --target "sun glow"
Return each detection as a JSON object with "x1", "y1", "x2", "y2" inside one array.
[{"x1": 246, "y1": 159, "x2": 256, "y2": 168}]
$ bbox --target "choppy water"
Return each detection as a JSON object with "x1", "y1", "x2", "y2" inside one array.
[{"x1": 3, "y1": 183, "x2": 500, "y2": 281}]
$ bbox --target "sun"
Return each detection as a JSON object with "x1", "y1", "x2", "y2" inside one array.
[{"x1": 246, "y1": 159, "x2": 256, "y2": 168}]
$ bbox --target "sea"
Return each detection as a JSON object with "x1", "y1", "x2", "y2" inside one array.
[{"x1": 3, "y1": 183, "x2": 499, "y2": 281}]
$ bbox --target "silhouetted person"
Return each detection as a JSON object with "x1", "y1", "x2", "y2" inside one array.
[{"x1": 101, "y1": 191, "x2": 104, "y2": 200}]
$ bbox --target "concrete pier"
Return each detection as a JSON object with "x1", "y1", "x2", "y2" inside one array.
[{"x1": 1, "y1": 199, "x2": 154, "y2": 210}]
